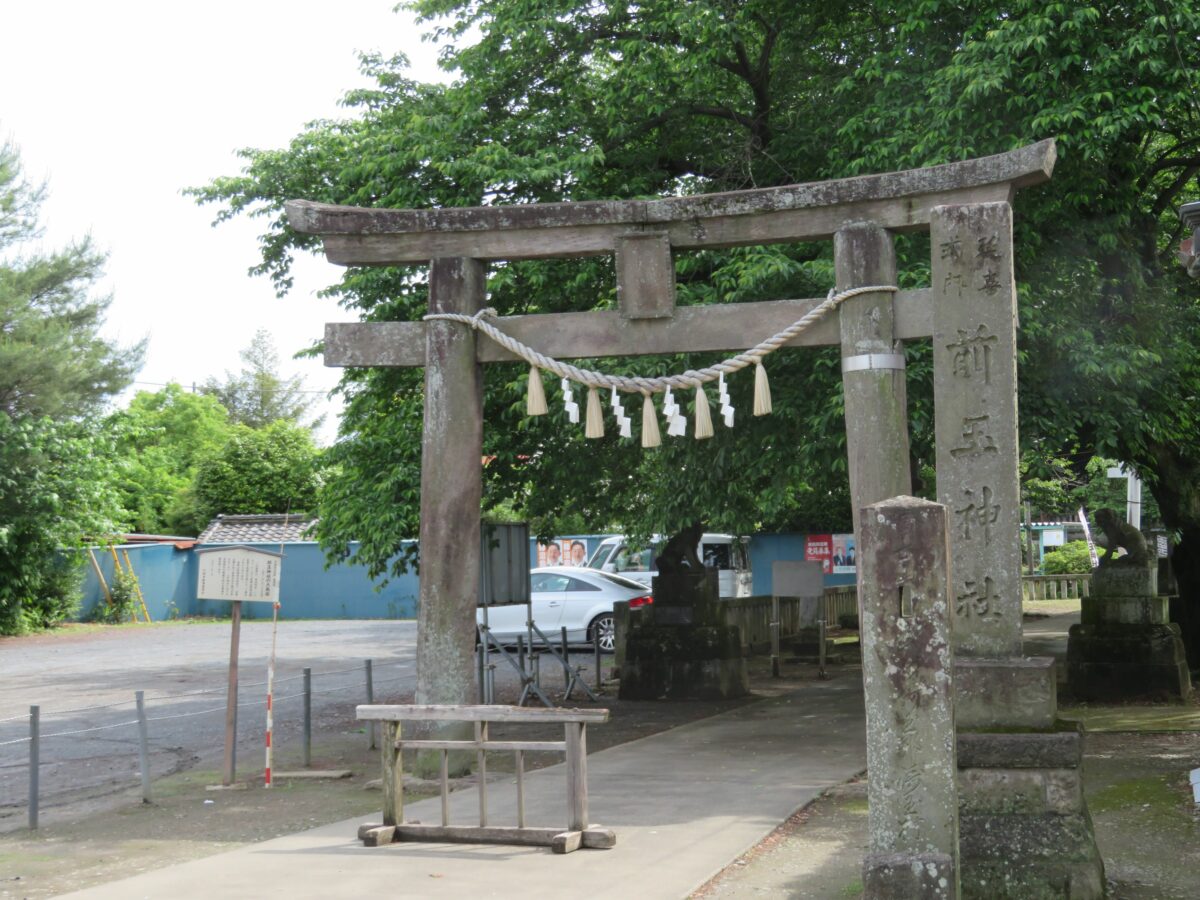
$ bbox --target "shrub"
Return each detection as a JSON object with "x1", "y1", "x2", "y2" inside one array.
[
  {"x1": 1041, "y1": 541, "x2": 1094, "y2": 575},
  {"x1": 95, "y1": 568, "x2": 141, "y2": 624}
]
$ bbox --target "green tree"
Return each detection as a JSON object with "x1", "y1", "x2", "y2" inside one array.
[
  {"x1": 192, "y1": 420, "x2": 321, "y2": 521},
  {"x1": 193, "y1": 1, "x2": 1200, "y2": 642},
  {"x1": 0, "y1": 140, "x2": 140, "y2": 633},
  {"x1": 0, "y1": 141, "x2": 144, "y2": 418},
  {"x1": 200, "y1": 328, "x2": 323, "y2": 431},
  {"x1": 0, "y1": 414, "x2": 128, "y2": 633},
  {"x1": 108, "y1": 384, "x2": 236, "y2": 535}
]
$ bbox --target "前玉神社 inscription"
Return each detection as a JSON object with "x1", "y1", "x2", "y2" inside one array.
[
  {"x1": 954, "y1": 485, "x2": 1000, "y2": 545},
  {"x1": 947, "y1": 325, "x2": 996, "y2": 382},
  {"x1": 932, "y1": 203, "x2": 1023, "y2": 658}
]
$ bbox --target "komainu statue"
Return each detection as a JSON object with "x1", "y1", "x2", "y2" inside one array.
[
  {"x1": 654, "y1": 521, "x2": 706, "y2": 574},
  {"x1": 1094, "y1": 507, "x2": 1150, "y2": 567}
]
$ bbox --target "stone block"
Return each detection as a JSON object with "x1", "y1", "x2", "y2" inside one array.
[
  {"x1": 651, "y1": 570, "x2": 720, "y2": 625},
  {"x1": 863, "y1": 852, "x2": 957, "y2": 899},
  {"x1": 1080, "y1": 594, "x2": 1167, "y2": 626},
  {"x1": 1066, "y1": 622, "x2": 1192, "y2": 701},
  {"x1": 958, "y1": 768, "x2": 1082, "y2": 815},
  {"x1": 617, "y1": 655, "x2": 749, "y2": 700},
  {"x1": 1090, "y1": 564, "x2": 1156, "y2": 599},
  {"x1": 959, "y1": 811, "x2": 1105, "y2": 899},
  {"x1": 956, "y1": 727, "x2": 1082, "y2": 770},
  {"x1": 953, "y1": 657, "x2": 1056, "y2": 729},
  {"x1": 860, "y1": 497, "x2": 958, "y2": 868}
]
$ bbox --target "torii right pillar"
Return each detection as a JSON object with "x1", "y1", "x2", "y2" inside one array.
[{"x1": 932, "y1": 202, "x2": 1105, "y2": 898}]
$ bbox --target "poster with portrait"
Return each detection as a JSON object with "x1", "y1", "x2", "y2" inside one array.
[
  {"x1": 831, "y1": 533, "x2": 857, "y2": 573},
  {"x1": 536, "y1": 539, "x2": 591, "y2": 568},
  {"x1": 536, "y1": 541, "x2": 566, "y2": 567},
  {"x1": 805, "y1": 533, "x2": 833, "y2": 574},
  {"x1": 563, "y1": 539, "x2": 590, "y2": 567}
]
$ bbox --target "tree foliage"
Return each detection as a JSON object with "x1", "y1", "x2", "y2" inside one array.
[
  {"x1": 108, "y1": 384, "x2": 236, "y2": 535},
  {"x1": 0, "y1": 141, "x2": 140, "y2": 633},
  {"x1": 200, "y1": 328, "x2": 323, "y2": 431},
  {"x1": 193, "y1": 1, "x2": 1200, "y2": 598},
  {"x1": 0, "y1": 414, "x2": 128, "y2": 633},
  {"x1": 192, "y1": 420, "x2": 322, "y2": 521},
  {"x1": 0, "y1": 141, "x2": 144, "y2": 419}
]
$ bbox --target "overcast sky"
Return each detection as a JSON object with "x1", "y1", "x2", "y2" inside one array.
[{"x1": 1, "y1": 1, "x2": 447, "y2": 443}]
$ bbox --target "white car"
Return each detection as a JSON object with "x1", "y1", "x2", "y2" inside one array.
[
  {"x1": 477, "y1": 566, "x2": 652, "y2": 652},
  {"x1": 587, "y1": 533, "x2": 753, "y2": 598}
]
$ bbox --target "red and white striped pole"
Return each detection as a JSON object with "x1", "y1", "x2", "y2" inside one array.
[{"x1": 264, "y1": 599, "x2": 281, "y2": 788}]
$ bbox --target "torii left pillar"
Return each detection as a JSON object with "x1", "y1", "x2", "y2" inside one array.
[{"x1": 416, "y1": 257, "x2": 484, "y2": 776}]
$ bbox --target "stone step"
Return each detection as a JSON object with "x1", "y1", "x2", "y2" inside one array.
[
  {"x1": 956, "y1": 726, "x2": 1082, "y2": 770},
  {"x1": 959, "y1": 811, "x2": 1105, "y2": 899},
  {"x1": 954, "y1": 656, "x2": 1056, "y2": 729},
  {"x1": 959, "y1": 767, "x2": 1083, "y2": 816}
]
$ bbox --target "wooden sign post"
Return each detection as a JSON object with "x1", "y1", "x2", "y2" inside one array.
[{"x1": 196, "y1": 546, "x2": 283, "y2": 787}]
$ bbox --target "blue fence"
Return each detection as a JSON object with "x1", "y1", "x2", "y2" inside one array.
[
  {"x1": 79, "y1": 532, "x2": 846, "y2": 622},
  {"x1": 80, "y1": 541, "x2": 419, "y2": 622},
  {"x1": 747, "y1": 533, "x2": 856, "y2": 594}
]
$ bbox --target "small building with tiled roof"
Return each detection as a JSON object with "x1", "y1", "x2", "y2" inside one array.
[{"x1": 198, "y1": 514, "x2": 317, "y2": 545}]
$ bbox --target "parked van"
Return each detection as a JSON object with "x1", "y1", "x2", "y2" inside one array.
[{"x1": 587, "y1": 533, "x2": 753, "y2": 599}]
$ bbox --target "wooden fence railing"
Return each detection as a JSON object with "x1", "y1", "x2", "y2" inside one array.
[
  {"x1": 1022, "y1": 574, "x2": 1091, "y2": 601},
  {"x1": 355, "y1": 704, "x2": 615, "y2": 854},
  {"x1": 719, "y1": 575, "x2": 1086, "y2": 647},
  {"x1": 723, "y1": 587, "x2": 860, "y2": 650}
]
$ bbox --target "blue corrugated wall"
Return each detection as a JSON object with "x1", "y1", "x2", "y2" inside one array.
[
  {"x1": 79, "y1": 541, "x2": 419, "y2": 622},
  {"x1": 77, "y1": 532, "x2": 845, "y2": 622},
  {"x1": 747, "y1": 533, "x2": 855, "y2": 594}
]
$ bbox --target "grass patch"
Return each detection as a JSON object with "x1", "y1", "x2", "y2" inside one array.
[
  {"x1": 841, "y1": 797, "x2": 869, "y2": 814},
  {"x1": 1088, "y1": 775, "x2": 1186, "y2": 824},
  {"x1": 1060, "y1": 706, "x2": 1200, "y2": 732}
]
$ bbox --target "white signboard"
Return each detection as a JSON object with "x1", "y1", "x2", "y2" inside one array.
[
  {"x1": 1042, "y1": 528, "x2": 1066, "y2": 547},
  {"x1": 197, "y1": 546, "x2": 282, "y2": 603}
]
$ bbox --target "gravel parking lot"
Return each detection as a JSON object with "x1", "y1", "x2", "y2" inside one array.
[{"x1": 0, "y1": 620, "x2": 419, "y2": 829}]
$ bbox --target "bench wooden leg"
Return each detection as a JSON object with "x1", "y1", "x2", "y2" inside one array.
[
  {"x1": 565, "y1": 722, "x2": 588, "y2": 831},
  {"x1": 382, "y1": 721, "x2": 402, "y2": 826}
]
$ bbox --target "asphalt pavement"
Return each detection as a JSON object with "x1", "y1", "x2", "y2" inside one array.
[
  {"x1": 56, "y1": 676, "x2": 868, "y2": 899},
  {"x1": 0, "y1": 621, "x2": 419, "y2": 823}
]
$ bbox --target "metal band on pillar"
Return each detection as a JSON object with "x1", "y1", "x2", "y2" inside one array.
[{"x1": 841, "y1": 353, "x2": 906, "y2": 373}]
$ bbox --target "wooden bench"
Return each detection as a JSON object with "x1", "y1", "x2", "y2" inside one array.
[{"x1": 355, "y1": 704, "x2": 615, "y2": 853}]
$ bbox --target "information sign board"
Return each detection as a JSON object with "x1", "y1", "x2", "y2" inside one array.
[{"x1": 197, "y1": 546, "x2": 282, "y2": 603}]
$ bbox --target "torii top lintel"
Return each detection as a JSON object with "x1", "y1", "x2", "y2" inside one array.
[{"x1": 286, "y1": 140, "x2": 1055, "y2": 266}]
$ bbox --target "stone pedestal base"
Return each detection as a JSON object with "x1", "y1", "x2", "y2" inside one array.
[
  {"x1": 958, "y1": 809, "x2": 1105, "y2": 899},
  {"x1": 1066, "y1": 622, "x2": 1191, "y2": 701},
  {"x1": 618, "y1": 624, "x2": 749, "y2": 700},
  {"x1": 864, "y1": 852, "x2": 957, "y2": 899},
  {"x1": 955, "y1": 661, "x2": 1105, "y2": 899},
  {"x1": 617, "y1": 654, "x2": 748, "y2": 700}
]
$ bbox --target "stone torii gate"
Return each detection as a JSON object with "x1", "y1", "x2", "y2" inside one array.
[{"x1": 289, "y1": 140, "x2": 1102, "y2": 896}]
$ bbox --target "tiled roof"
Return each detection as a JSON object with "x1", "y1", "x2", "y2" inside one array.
[{"x1": 198, "y1": 514, "x2": 317, "y2": 544}]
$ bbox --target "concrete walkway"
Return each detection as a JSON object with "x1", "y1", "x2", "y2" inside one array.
[{"x1": 60, "y1": 677, "x2": 866, "y2": 899}]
